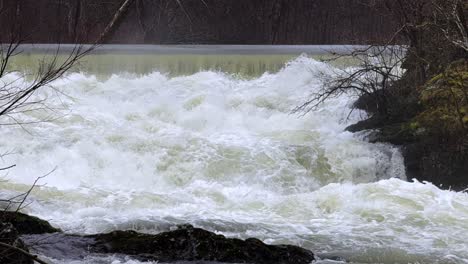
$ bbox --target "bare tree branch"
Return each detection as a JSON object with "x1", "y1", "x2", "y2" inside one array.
[
  {"x1": 295, "y1": 46, "x2": 406, "y2": 115},
  {"x1": 96, "y1": 0, "x2": 136, "y2": 44}
]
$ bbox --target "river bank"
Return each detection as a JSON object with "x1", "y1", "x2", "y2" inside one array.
[{"x1": 345, "y1": 32, "x2": 467, "y2": 192}]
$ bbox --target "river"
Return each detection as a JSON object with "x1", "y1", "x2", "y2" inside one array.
[{"x1": 0, "y1": 45, "x2": 467, "y2": 264}]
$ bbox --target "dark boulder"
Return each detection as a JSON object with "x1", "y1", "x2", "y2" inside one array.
[
  {"x1": 0, "y1": 211, "x2": 60, "y2": 264},
  {"x1": 3, "y1": 212, "x2": 315, "y2": 264},
  {"x1": 402, "y1": 142, "x2": 468, "y2": 191},
  {"x1": 0, "y1": 211, "x2": 60, "y2": 235},
  {"x1": 91, "y1": 224, "x2": 315, "y2": 264},
  {"x1": 0, "y1": 222, "x2": 33, "y2": 264}
]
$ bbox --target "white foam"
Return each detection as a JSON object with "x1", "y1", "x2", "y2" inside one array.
[{"x1": 1, "y1": 56, "x2": 466, "y2": 263}]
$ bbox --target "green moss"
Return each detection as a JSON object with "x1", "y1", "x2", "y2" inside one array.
[
  {"x1": 428, "y1": 73, "x2": 444, "y2": 84},
  {"x1": 463, "y1": 115, "x2": 468, "y2": 124},
  {"x1": 409, "y1": 121, "x2": 420, "y2": 131},
  {"x1": 413, "y1": 61, "x2": 468, "y2": 136}
]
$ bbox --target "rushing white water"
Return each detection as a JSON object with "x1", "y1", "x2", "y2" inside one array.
[{"x1": 1, "y1": 55, "x2": 467, "y2": 264}]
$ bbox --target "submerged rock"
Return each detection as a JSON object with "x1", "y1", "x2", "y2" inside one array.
[
  {"x1": 22, "y1": 233, "x2": 95, "y2": 261},
  {"x1": 91, "y1": 224, "x2": 315, "y2": 264}
]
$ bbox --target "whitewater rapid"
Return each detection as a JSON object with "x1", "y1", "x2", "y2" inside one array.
[{"x1": 1, "y1": 56, "x2": 467, "y2": 263}]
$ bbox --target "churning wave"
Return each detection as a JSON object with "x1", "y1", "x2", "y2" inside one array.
[{"x1": 0, "y1": 56, "x2": 467, "y2": 263}]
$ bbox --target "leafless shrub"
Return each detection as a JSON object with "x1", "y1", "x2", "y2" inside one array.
[
  {"x1": 295, "y1": 0, "x2": 466, "y2": 118},
  {"x1": 293, "y1": 45, "x2": 406, "y2": 116},
  {"x1": 431, "y1": 0, "x2": 468, "y2": 52}
]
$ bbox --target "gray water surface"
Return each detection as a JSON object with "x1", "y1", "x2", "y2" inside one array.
[{"x1": 10, "y1": 44, "x2": 361, "y2": 77}]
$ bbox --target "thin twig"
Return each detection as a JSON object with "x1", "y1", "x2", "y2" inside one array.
[{"x1": 0, "y1": 164, "x2": 15, "y2": 171}]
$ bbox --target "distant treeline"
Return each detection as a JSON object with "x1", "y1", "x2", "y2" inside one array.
[{"x1": 0, "y1": 0, "x2": 397, "y2": 44}]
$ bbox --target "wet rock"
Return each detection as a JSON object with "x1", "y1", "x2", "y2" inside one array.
[
  {"x1": 0, "y1": 211, "x2": 60, "y2": 235},
  {"x1": 0, "y1": 211, "x2": 59, "y2": 264},
  {"x1": 6, "y1": 212, "x2": 315, "y2": 264},
  {"x1": 91, "y1": 224, "x2": 315, "y2": 264},
  {"x1": 22, "y1": 233, "x2": 95, "y2": 261},
  {"x1": 345, "y1": 116, "x2": 385, "y2": 133},
  {"x1": 0, "y1": 222, "x2": 33, "y2": 264},
  {"x1": 402, "y1": 142, "x2": 468, "y2": 191}
]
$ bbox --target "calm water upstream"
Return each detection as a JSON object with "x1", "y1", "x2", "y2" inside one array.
[{"x1": 0, "y1": 45, "x2": 467, "y2": 264}]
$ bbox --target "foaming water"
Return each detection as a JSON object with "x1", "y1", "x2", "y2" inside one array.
[{"x1": 1, "y1": 56, "x2": 467, "y2": 263}]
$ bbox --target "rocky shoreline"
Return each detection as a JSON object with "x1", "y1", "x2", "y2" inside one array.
[
  {"x1": 345, "y1": 5, "x2": 468, "y2": 191},
  {"x1": 0, "y1": 211, "x2": 315, "y2": 264}
]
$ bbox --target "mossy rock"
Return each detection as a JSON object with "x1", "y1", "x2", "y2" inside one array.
[
  {"x1": 414, "y1": 60, "x2": 468, "y2": 136},
  {"x1": 0, "y1": 211, "x2": 61, "y2": 235}
]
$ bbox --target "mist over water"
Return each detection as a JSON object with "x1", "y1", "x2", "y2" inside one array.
[{"x1": 1, "y1": 52, "x2": 467, "y2": 264}]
